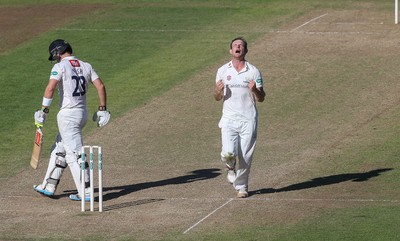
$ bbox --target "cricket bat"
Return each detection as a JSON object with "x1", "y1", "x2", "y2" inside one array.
[{"x1": 30, "y1": 127, "x2": 43, "y2": 169}]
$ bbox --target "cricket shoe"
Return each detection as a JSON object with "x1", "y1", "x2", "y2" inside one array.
[
  {"x1": 33, "y1": 184, "x2": 55, "y2": 196},
  {"x1": 237, "y1": 188, "x2": 248, "y2": 198},
  {"x1": 226, "y1": 164, "x2": 236, "y2": 184},
  {"x1": 69, "y1": 194, "x2": 91, "y2": 202}
]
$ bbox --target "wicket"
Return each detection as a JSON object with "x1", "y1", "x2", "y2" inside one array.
[
  {"x1": 81, "y1": 145, "x2": 103, "y2": 212},
  {"x1": 396, "y1": 0, "x2": 399, "y2": 24}
]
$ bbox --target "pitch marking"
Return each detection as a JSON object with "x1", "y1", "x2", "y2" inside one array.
[
  {"x1": 57, "y1": 28, "x2": 383, "y2": 36},
  {"x1": 58, "y1": 28, "x2": 219, "y2": 32},
  {"x1": 291, "y1": 13, "x2": 328, "y2": 32},
  {"x1": 182, "y1": 198, "x2": 234, "y2": 234},
  {"x1": 271, "y1": 30, "x2": 382, "y2": 35}
]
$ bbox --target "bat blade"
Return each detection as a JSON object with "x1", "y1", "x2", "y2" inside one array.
[{"x1": 30, "y1": 128, "x2": 43, "y2": 169}]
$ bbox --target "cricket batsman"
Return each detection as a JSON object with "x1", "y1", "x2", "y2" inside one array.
[{"x1": 33, "y1": 39, "x2": 110, "y2": 201}]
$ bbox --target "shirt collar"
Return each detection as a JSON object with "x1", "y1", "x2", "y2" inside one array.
[
  {"x1": 61, "y1": 56, "x2": 76, "y2": 61},
  {"x1": 228, "y1": 60, "x2": 248, "y2": 73}
]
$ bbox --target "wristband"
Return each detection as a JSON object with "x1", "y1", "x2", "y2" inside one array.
[
  {"x1": 98, "y1": 106, "x2": 107, "y2": 111},
  {"x1": 42, "y1": 97, "x2": 52, "y2": 107},
  {"x1": 41, "y1": 107, "x2": 49, "y2": 113}
]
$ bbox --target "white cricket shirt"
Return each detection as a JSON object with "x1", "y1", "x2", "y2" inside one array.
[
  {"x1": 50, "y1": 56, "x2": 99, "y2": 109},
  {"x1": 216, "y1": 61, "x2": 263, "y2": 121}
]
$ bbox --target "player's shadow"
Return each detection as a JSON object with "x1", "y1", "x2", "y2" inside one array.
[
  {"x1": 102, "y1": 168, "x2": 221, "y2": 201},
  {"x1": 250, "y1": 168, "x2": 393, "y2": 196}
]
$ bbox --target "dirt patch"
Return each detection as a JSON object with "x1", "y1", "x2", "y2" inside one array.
[{"x1": 0, "y1": 4, "x2": 106, "y2": 54}]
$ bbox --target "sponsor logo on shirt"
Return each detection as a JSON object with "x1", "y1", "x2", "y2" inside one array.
[
  {"x1": 228, "y1": 84, "x2": 248, "y2": 88},
  {"x1": 69, "y1": 60, "x2": 80, "y2": 67},
  {"x1": 227, "y1": 75, "x2": 231, "y2": 81},
  {"x1": 51, "y1": 71, "x2": 58, "y2": 76}
]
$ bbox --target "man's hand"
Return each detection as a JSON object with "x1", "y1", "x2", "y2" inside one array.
[
  {"x1": 34, "y1": 110, "x2": 47, "y2": 128},
  {"x1": 248, "y1": 80, "x2": 257, "y2": 91},
  {"x1": 216, "y1": 80, "x2": 224, "y2": 92},
  {"x1": 248, "y1": 80, "x2": 265, "y2": 102},
  {"x1": 93, "y1": 110, "x2": 111, "y2": 127},
  {"x1": 214, "y1": 80, "x2": 225, "y2": 101}
]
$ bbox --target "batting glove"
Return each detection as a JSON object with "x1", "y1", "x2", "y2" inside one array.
[
  {"x1": 34, "y1": 109, "x2": 47, "y2": 128},
  {"x1": 93, "y1": 110, "x2": 110, "y2": 127}
]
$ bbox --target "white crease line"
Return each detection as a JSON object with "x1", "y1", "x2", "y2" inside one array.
[
  {"x1": 1, "y1": 195, "x2": 398, "y2": 202},
  {"x1": 183, "y1": 198, "x2": 234, "y2": 234},
  {"x1": 252, "y1": 198, "x2": 399, "y2": 203},
  {"x1": 58, "y1": 28, "x2": 215, "y2": 32},
  {"x1": 57, "y1": 28, "x2": 273, "y2": 33},
  {"x1": 272, "y1": 30, "x2": 382, "y2": 35},
  {"x1": 57, "y1": 28, "x2": 383, "y2": 36},
  {"x1": 318, "y1": 22, "x2": 384, "y2": 25},
  {"x1": 163, "y1": 197, "x2": 399, "y2": 202},
  {"x1": 291, "y1": 13, "x2": 328, "y2": 32}
]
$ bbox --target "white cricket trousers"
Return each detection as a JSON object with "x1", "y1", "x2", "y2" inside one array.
[
  {"x1": 57, "y1": 108, "x2": 87, "y2": 196},
  {"x1": 219, "y1": 117, "x2": 257, "y2": 191}
]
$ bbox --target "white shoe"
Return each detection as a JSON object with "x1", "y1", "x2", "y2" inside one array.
[
  {"x1": 33, "y1": 184, "x2": 55, "y2": 196},
  {"x1": 69, "y1": 194, "x2": 91, "y2": 202},
  {"x1": 237, "y1": 188, "x2": 248, "y2": 198},
  {"x1": 226, "y1": 164, "x2": 236, "y2": 184}
]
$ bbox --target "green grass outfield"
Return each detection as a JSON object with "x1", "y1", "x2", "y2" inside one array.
[
  {"x1": 0, "y1": 0, "x2": 300, "y2": 178},
  {"x1": 0, "y1": 0, "x2": 399, "y2": 240}
]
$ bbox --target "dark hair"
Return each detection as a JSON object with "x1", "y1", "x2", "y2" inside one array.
[{"x1": 230, "y1": 37, "x2": 248, "y2": 50}]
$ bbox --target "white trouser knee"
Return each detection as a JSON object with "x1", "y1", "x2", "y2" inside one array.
[{"x1": 221, "y1": 152, "x2": 236, "y2": 169}]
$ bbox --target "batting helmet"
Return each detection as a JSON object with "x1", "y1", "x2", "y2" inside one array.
[{"x1": 48, "y1": 39, "x2": 72, "y2": 61}]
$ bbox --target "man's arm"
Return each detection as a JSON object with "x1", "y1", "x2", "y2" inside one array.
[
  {"x1": 42, "y1": 79, "x2": 57, "y2": 107},
  {"x1": 92, "y1": 78, "x2": 110, "y2": 127},
  {"x1": 249, "y1": 80, "x2": 265, "y2": 102},
  {"x1": 92, "y1": 78, "x2": 107, "y2": 107},
  {"x1": 33, "y1": 78, "x2": 57, "y2": 129}
]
